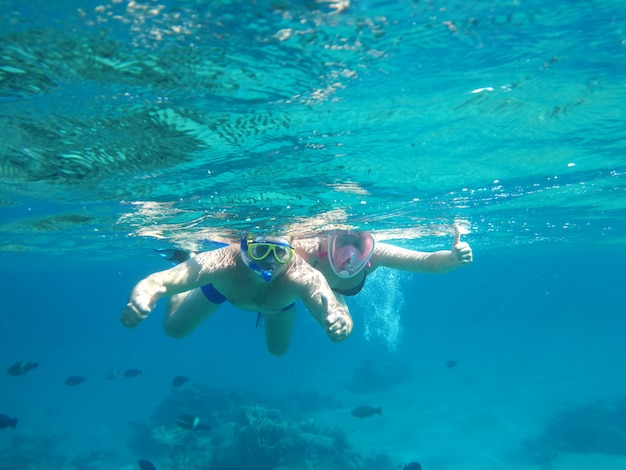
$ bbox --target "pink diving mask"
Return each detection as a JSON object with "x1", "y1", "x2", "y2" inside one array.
[{"x1": 327, "y1": 231, "x2": 375, "y2": 278}]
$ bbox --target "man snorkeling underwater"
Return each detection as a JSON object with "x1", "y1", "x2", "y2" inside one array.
[{"x1": 121, "y1": 234, "x2": 353, "y2": 356}]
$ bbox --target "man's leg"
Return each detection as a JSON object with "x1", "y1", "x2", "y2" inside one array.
[
  {"x1": 164, "y1": 288, "x2": 221, "y2": 338},
  {"x1": 263, "y1": 305, "x2": 296, "y2": 356}
]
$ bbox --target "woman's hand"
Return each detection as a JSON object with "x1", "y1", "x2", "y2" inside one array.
[{"x1": 451, "y1": 227, "x2": 473, "y2": 265}]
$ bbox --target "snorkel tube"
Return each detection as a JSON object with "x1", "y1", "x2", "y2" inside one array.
[{"x1": 240, "y1": 238, "x2": 273, "y2": 282}]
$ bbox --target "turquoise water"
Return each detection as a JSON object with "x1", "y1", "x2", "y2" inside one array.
[{"x1": 1, "y1": 0, "x2": 626, "y2": 469}]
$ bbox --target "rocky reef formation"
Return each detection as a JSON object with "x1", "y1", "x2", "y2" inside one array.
[
  {"x1": 128, "y1": 385, "x2": 394, "y2": 470},
  {"x1": 523, "y1": 397, "x2": 626, "y2": 465}
]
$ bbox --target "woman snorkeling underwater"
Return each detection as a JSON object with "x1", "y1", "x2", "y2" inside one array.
[{"x1": 293, "y1": 228, "x2": 473, "y2": 302}]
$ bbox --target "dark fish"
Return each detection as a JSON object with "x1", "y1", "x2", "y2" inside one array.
[
  {"x1": 7, "y1": 360, "x2": 38, "y2": 376},
  {"x1": 176, "y1": 415, "x2": 211, "y2": 431},
  {"x1": 0, "y1": 414, "x2": 18, "y2": 429},
  {"x1": 138, "y1": 459, "x2": 156, "y2": 470},
  {"x1": 404, "y1": 463, "x2": 422, "y2": 470},
  {"x1": 351, "y1": 405, "x2": 382, "y2": 419},
  {"x1": 446, "y1": 360, "x2": 458, "y2": 369},
  {"x1": 65, "y1": 376, "x2": 86, "y2": 386},
  {"x1": 123, "y1": 369, "x2": 142, "y2": 378},
  {"x1": 171, "y1": 376, "x2": 189, "y2": 387}
]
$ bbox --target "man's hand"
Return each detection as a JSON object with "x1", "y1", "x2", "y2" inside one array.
[
  {"x1": 451, "y1": 227, "x2": 473, "y2": 265},
  {"x1": 121, "y1": 282, "x2": 166, "y2": 328},
  {"x1": 325, "y1": 311, "x2": 353, "y2": 342}
]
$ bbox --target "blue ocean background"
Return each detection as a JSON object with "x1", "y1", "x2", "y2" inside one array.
[{"x1": 1, "y1": 0, "x2": 626, "y2": 469}]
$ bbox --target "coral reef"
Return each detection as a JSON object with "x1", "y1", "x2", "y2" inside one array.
[
  {"x1": 150, "y1": 425, "x2": 187, "y2": 446},
  {"x1": 148, "y1": 424, "x2": 214, "y2": 470},
  {"x1": 71, "y1": 448, "x2": 119, "y2": 470},
  {"x1": 231, "y1": 404, "x2": 377, "y2": 470},
  {"x1": 128, "y1": 385, "x2": 394, "y2": 470},
  {"x1": 523, "y1": 397, "x2": 626, "y2": 465},
  {"x1": 0, "y1": 432, "x2": 66, "y2": 469}
]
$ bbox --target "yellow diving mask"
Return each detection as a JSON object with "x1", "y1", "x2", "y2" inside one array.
[{"x1": 245, "y1": 236, "x2": 295, "y2": 264}]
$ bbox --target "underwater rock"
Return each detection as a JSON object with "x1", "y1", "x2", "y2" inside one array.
[
  {"x1": 524, "y1": 398, "x2": 626, "y2": 464},
  {"x1": 129, "y1": 386, "x2": 396, "y2": 470},
  {"x1": 70, "y1": 449, "x2": 119, "y2": 469},
  {"x1": 0, "y1": 432, "x2": 65, "y2": 468},
  {"x1": 138, "y1": 459, "x2": 156, "y2": 470},
  {"x1": 404, "y1": 462, "x2": 422, "y2": 470}
]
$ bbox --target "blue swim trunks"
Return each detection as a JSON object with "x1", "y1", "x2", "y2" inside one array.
[
  {"x1": 200, "y1": 283, "x2": 227, "y2": 304},
  {"x1": 200, "y1": 283, "x2": 296, "y2": 311}
]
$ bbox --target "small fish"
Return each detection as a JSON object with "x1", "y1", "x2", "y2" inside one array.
[
  {"x1": 123, "y1": 369, "x2": 142, "y2": 378},
  {"x1": 104, "y1": 370, "x2": 118, "y2": 380},
  {"x1": 0, "y1": 414, "x2": 18, "y2": 429},
  {"x1": 446, "y1": 360, "x2": 458, "y2": 369},
  {"x1": 172, "y1": 376, "x2": 189, "y2": 387},
  {"x1": 65, "y1": 376, "x2": 86, "y2": 386},
  {"x1": 138, "y1": 459, "x2": 156, "y2": 470},
  {"x1": 176, "y1": 415, "x2": 211, "y2": 431},
  {"x1": 7, "y1": 360, "x2": 38, "y2": 376},
  {"x1": 404, "y1": 463, "x2": 422, "y2": 470},
  {"x1": 351, "y1": 405, "x2": 382, "y2": 419}
]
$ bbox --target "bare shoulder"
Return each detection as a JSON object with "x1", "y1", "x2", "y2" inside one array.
[
  {"x1": 284, "y1": 255, "x2": 325, "y2": 286},
  {"x1": 292, "y1": 236, "x2": 322, "y2": 259},
  {"x1": 192, "y1": 245, "x2": 238, "y2": 271}
]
